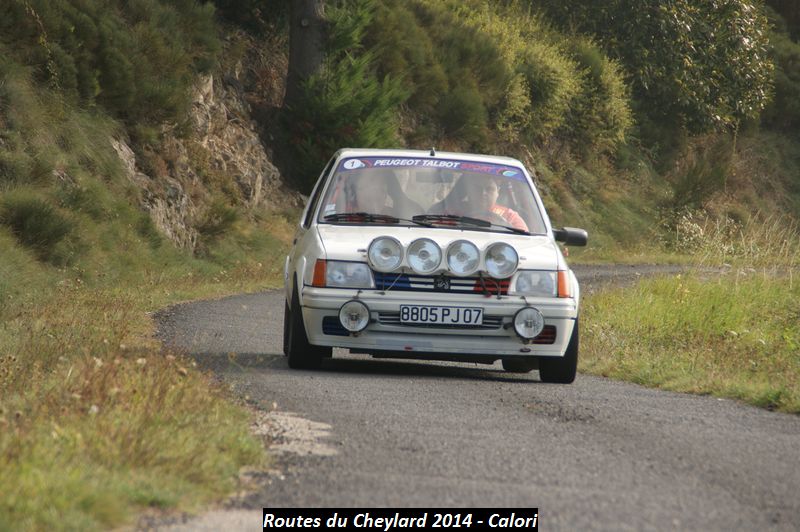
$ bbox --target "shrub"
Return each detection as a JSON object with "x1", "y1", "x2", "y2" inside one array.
[
  {"x1": 562, "y1": 38, "x2": 633, "y2": 156},
  {"x1": 365, "y1": 1, "x2": 448, "y2": 114},
  {"x1": 196, "y1": 199, "x2": 239, "y2": 243},
  {"x1": 514, "y1": 42, "x2": 580, "y2": 140},
  {"x1": 135, "y1": 212, "x2": 163, "y2": 249},
  {"x1": 0, "y1": 0, "x2": 221, "y2": 125},
  {"x1": 58, "y1": 179, "x2": 112, "y2": 221},
  {"x1": 0, "y1": 151, "x2": 34, "y2": 186},
  {"x1": 0, "y1": 190, "x2": 73, "y2": 263},
  {"x1": 667, "y1": 136, "x2": 733, "y2": 211},
  {"x1": 284, "y1": 0, "x2": 407, "y2": 191},
  {"x1": 438, "y1": 84, "x2": 488, "y2": 147}
]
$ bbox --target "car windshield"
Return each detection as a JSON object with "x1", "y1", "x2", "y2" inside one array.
[{"x1": 317, "y1": 156, "x2": 547, "y2": 234}]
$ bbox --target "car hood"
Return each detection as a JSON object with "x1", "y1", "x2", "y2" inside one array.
[{"x1": 317, "y1": 224, "x2": 560, "y2": 271}]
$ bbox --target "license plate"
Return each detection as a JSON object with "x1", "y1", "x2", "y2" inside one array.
[{"x1": 399, "y1": 305, "x2": 483, "y2": 325}]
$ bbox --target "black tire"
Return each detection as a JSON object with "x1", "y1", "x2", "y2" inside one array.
[
  {"x1": 539, "y1": 318, "x2": 579, "y2": 384},
  {"x1": 284, "y1": 279, "x2": 331, "y2": 369},
  {"x1": 501, "y1": 358, "x2": 537, "y2": 373}
]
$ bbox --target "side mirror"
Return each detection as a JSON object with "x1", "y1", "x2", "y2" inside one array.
[{"x1": 553, "y1": 227, "x2": 588, "y2": 246}]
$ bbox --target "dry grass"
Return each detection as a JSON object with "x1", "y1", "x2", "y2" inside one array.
[
  {"x1": 0, "y1": 271, "x2": 284, "y2": 529},
  {"x1": 0, "y1": 212, "x2": 293, "y2": 530},
  {"x1": 671, "y1": 211, "x2": 800, "y2": 268},
  {"x1": 581, "y1": 216, "x2": 800, "y2": 413}
]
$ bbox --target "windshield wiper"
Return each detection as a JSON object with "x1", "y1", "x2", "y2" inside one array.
[
  {"x1": 484, "y1": 222, "x2": 530, "y2": 235},
  {"x1": 412, "y1": 214, "x2": 491, "y2": 228},
  {"x1": 324, "y1": 212, "x2": 433, "y2": 227},
  {"x1": 412, "y1": 214, "x2": 530, "y2": 235}
]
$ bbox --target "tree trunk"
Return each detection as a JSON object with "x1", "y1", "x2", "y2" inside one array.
[{"x1": 284, "y1": 0, "x2": 326, "y2": 110}]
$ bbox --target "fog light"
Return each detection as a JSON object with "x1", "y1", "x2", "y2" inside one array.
[
  {"x1": 339, "y1": 300, "x2": 370, "y2": 332},
  {"x1": 513, "y1": 307, "x2": 544, "y2": 339}
]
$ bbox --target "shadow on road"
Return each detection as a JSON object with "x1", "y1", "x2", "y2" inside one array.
[{"x1": 185, "y1": 349, "x2": 541, "y2": 384}]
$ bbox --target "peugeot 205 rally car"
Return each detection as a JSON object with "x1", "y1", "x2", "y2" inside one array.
[{"x1": 283, "y1": 149, "x2": 588, "y2": 383}]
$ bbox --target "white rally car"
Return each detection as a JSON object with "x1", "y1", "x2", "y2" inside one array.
[{"x1": 283, "y1": 149, "x2": 587, "y2": 383}]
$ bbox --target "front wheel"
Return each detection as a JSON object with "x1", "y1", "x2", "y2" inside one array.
[
  {"x1": 284, "y1": 280, "x2": 331, "y2": 369},
  {"x1": 539, "y1": 318, "x2": 579, "y2": 384}
]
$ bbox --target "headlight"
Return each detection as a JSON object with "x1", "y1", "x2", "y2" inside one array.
[
  {"x1": 325, "y1": 261, "x2": 375, "y2": 288},
  {"x1": 513, "y1": 307, "x2": 545, "y2": 339},
  {"x1": 368, "y1": 236, "x2": 403, "y2": 272},
  {"x1": 446, "y1": 240, "x2": 480, "y2": 276},
  {"x1": 407, "y1": 238, "x2": 442, "y2": 274},
  {"x1": 339, "y1": 300, "x2": 370, "y2": 332},
  {"x1": 484, "y1": 243, "x2": 518, "y2": 279},
  {"x1": 511, "y1": 270, "x2": 557, "y2": 297}
]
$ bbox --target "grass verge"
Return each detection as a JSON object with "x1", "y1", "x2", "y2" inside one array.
[
  {"x1": 0, "y1": 214, "x2": 294, "y2": 531},
  {"x1": 580, "y1": 212, "x2": 800, "y2": 413},
  {"x1": 581, "y1": 269, "x2": 800, "y2": 413}
]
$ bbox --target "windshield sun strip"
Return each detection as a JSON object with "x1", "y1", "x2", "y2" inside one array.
[{"x1": 316, "y1": 157, "x2": 549, "y2": 232}]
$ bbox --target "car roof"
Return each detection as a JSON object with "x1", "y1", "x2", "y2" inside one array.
[{"x1": 334, "y1": 148, "x2": 524, "y2": 167}]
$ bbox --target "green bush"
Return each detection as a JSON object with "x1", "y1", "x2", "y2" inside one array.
[
  {"x1": 0, "y1": 190, "x2": 73, "y2": 263},
  {"x1": 284, "y1": 0, "x2": 407, "y2": 191},
  {"x1": 135, "y1": 212, "x2": 164, "y2": 249},
  {"x1": 366, "y1": 1, "x2": 448, "y2": 114},
  {"x1": 58, "y1": 178, "x2": 112, "y2": 221},
  {"x1": 366, "y1": 1, "x2": 635, "y2": 152},
  {"x1": 562, "y1": 38, "x2": 632, "y2": 155},
  {"x1": 438, "y1": 84, "x2": 488, "y2": 147},
  {"x1": 0, "y1": 0, "x2": 221, "y2": 125},
  {"x1": 514, "y1": 43, "x2": 580, "y2": 140},
  {"x1": 0, "y1": 151, "x2": 34, "y2": 186},
  {"x1": 667, "y1": 137, "x2": 733, "y2": 211},
  {"x1": 195, "y1": 198, "x2": 240, "y2": 255}
]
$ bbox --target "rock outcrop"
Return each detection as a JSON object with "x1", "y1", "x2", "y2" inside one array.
[{"x1": 113, "y1": 69, "x2": 301, "y2": 251}]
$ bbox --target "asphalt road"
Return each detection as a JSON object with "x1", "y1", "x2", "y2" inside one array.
[{"x1": 155, "y1": 265, "x2": 800, "y2": 530}]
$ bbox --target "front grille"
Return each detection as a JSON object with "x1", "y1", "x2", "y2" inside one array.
[
  {"x1": 373, "y1": 271, "x2": 509, "y2": 295},
  {"x1": 322, "y1": 316, "x2": 349, "y2": 336},
  {"x1": 378, "y1": 312, "x2": 504, "y2": 329}
]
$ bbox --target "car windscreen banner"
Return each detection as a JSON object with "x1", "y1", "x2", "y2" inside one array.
[{"x1": 338, "y1": 157, "x2": 527, "y2": 182}]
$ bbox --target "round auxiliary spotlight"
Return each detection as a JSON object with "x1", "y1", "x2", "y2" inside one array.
[
  {"x1": 513, "y1": 307, "x2": 545, "y2": 339},
  {"x1": 485, "y1": 242, "x2": 519, "y2": 279},
  {"x1": 339, "y1": 300, "x2": 370, "y2": 333},
  {"x1": 407, "y1": 238, "x2": 442, "y2": 274},
  {"x1": 367, "y1": 236, "x2": 403, "y2": 272},
  {"x1": 445, "y1": 240, "x2": 480, "y2": 276}
]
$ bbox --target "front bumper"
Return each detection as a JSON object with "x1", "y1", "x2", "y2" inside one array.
[{"x1": 300, "y1": 286, "x2": 577, "y2": 358}]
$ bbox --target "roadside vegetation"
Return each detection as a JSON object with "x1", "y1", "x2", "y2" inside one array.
[
  {"x1": 0, "y1": 2, "x2": 295, "y2": 529},
  {"x1": 581, "y1": 216, "x2": 800, "y2": 413},
  {"x1": 1, "y1": 0, "x2": 799, "y2": 528},
  {"x1": 0, "y1": 204, "x2": 293, "y2": 529}
]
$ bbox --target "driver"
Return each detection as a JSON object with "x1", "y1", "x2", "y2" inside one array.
[
  {"x1": 353, "y1": 171, "x2": 390, "y2": 213},
  {"x1": 430, "y1": 173, "x2": 529, "y2": 231},
  {"x1": 345, "y1": 169, "x2": 423, "y2": 217}
]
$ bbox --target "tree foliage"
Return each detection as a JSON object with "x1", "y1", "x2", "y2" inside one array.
[
  {"x1": 535, "y1": 0, "x2": 774, "y2": 133},
  {"x1": 283, "y1": 0, "x2": 407, "y2": 191},
  {"x1": 365, "y1": 0, "x2": 632, "y2": 153}
]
